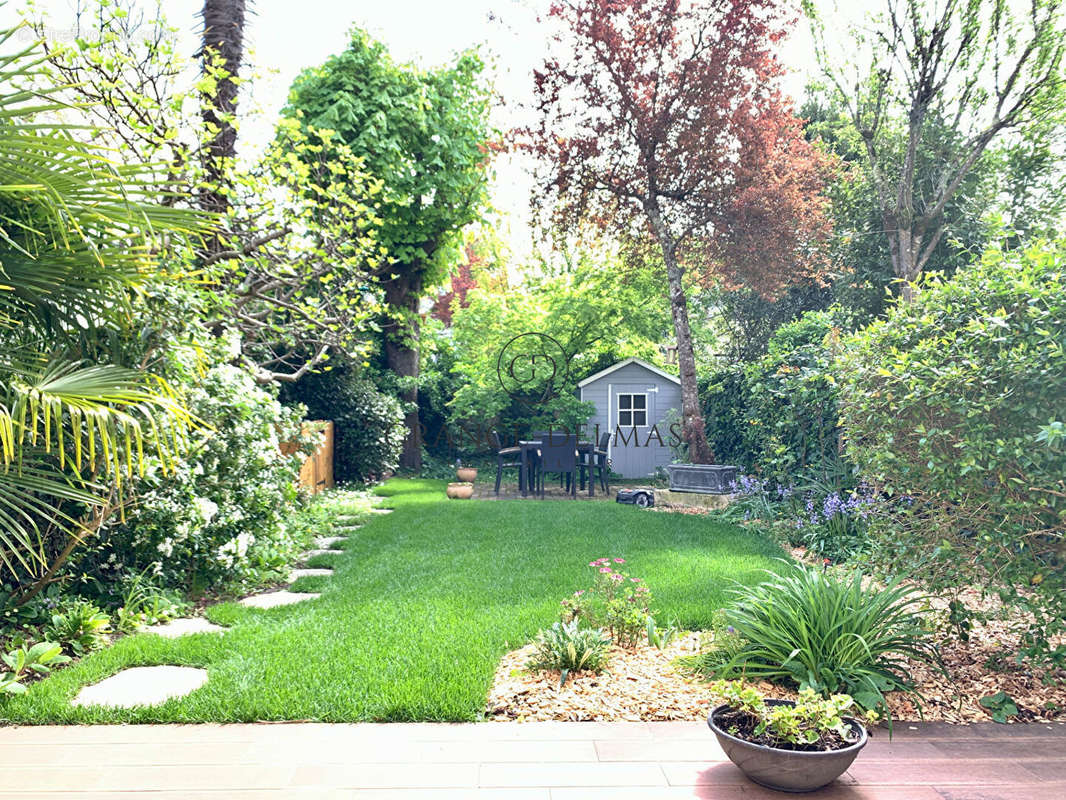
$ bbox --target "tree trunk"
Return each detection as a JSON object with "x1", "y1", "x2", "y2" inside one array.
[
  {"x1": 885, "y1": 211, "x2": 923, "y2": 303},
  {"x1": 646, "y1": 205, "x2": 714, "y2": 464},
  {"x1": 383, "y1": 273, "x2": 423, "y2": 471},
  {"x1": 198, "y1": 0, "x2": 246, "y2": 221}
]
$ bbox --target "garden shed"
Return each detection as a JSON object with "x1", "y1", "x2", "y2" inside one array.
[{"x1": 578, "y1": 357, "x2": 681, "y2": 478}]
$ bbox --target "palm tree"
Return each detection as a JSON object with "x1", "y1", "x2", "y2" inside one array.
[{"x1": 0, "y1": 25, "x2": 210, "y2": 597}]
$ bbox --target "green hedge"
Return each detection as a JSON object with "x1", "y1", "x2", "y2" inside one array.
[{"x1": 837, "y1": 242, "x2": 1066, "y2": 667}]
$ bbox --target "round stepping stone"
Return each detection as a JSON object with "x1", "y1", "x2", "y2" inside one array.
[
  {"x1": 73, "y1": 666, "x2": 207, "y2": 708},
  {"x1": 238, "y1": 590, "x2": 320, "y2": 609},
  {"x1": 302, "y1": 548, "x2": 344, "y2": 558},
  {"x1": 144, "y1": 617, "x2": 226, "y2": 638},
  {"x1": 289, "y1": 567, "x2": 333, "y2": 580}
]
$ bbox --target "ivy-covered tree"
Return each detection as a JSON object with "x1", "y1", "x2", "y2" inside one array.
[
  {"x1": 529, "y1": 0, "x2": 834, "y2": 463},
  {"x1": 283, "y1": 29, "x2": 495, "y2": 470}
]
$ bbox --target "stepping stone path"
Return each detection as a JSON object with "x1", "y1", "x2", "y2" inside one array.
[
  {"x1": 289, "y1": 567, "x2": 333, "y2": 580},
  {"x1": 144, "y1": 617, "x2": 226, "y2": 638},
  {"x1": 302, "y1": 548, "x2": 344, "y2": 558},
  {"x1": 238, "y1": 590, "x2": 320, "y2": 609},
  {"x1": 315, "y1": 536, "x2": 347, "y2": 548},
  {"x1": 73, "y1": 666, "x2": 208, "y2": 708},
  {"x1": 369, "y1": 508, "x2": 393, "y2": 514}
]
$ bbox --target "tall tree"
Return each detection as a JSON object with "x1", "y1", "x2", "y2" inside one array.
[
  {"x1": 284, "y1": 30, "x2": 495, "y2": 470},
  {"x1": 529, "y1": 0, "x2": 834, "y2": 462},
  {"x1": 806, "y1": 0, "x2": 1066, "y2": 299},
  {"x1": 198, "y1": 0, "x2": 248, "y2": 219}
]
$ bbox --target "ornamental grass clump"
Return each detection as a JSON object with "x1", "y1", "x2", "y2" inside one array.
[
  {"x1": 706, "y1": 565, "x2": 936, "y2": 714},
  {"x1": 527, "y1": 619, "x2": 611, "y2": 687}
]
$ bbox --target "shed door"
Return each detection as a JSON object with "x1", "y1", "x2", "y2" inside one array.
[{"x1": 609, "y1": 383, "x2": 657, "y2": 478}]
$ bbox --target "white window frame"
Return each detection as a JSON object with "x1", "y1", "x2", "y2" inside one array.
[{"x1": 616, "y1": 392, "x2": 648, "y2": 428}]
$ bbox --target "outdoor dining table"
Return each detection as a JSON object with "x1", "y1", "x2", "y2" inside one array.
[{"x1": 517, "y1": 438, "x2": 596, "y2": 497}]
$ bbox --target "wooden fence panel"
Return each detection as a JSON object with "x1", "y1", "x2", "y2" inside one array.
[{"x1": 282, "y1": 421, "x2": 334, "y2": 495}]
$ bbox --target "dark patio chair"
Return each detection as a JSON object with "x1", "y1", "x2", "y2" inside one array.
[
  {"x1": 492, "y1": 431, "x2": 522, "y2": 495},
  {"x1": 580, "y1": 431, "x2": 611, "y2": 495},
  {"x1": 538, "y1": 434, "x2": 578, "y2": 498}
]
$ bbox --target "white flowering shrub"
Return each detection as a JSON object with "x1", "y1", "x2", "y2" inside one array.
[{"x1": 79, "y1": 364, "x2": 316, "y2": 595}]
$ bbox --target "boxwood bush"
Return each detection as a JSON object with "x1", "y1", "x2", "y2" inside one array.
[{"x1": 837, "y1": 242, "x2": 1066, "y2": 667}]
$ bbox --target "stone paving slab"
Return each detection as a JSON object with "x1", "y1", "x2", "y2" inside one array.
[
  {"x1": 315, "y1": 536, "x2": 347, "y2": 548},
  {"x1": 71, "y1": 666, "x2": 208, "y2": 709},
  {"x1": 238, "y1": 590, "x2": 320, "y2": 608},
  {"x1": 302, "y1": 548, "x2": 344, "y2": 558},
  {"x1": 289, "y1": 567, "x2": 333, "y2": 579},
  {"x1": 143, "y1": 617, "x2": 226, "y2": 638},
  {"x1": 0, "y1": 721, "x2": 1062, "y2": 797}
]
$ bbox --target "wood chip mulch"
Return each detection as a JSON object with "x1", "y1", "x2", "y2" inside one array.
[
  {"x1": 487, "y1": 632, "x2": 713, "y2": 722},
  {"x1": 486, "y1": 599, "x2": 1066, "y2": 725}
]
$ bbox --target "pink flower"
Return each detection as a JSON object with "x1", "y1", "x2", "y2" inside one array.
[
  {"x1": 599, "y1": 567, "x2": 612, "y2": 574},
  {"x1": 610, "y1": 573, "x2": 624, "y2": 582},
  {"x1": 574, "y1": 590, "x2": 584, "y2": 597},
  {"x1": 630, "y1": 577, "x2": 641, "y2": 583},
  {"x1": 614, "y1": 558, "x2": 625, "y2": 564}
]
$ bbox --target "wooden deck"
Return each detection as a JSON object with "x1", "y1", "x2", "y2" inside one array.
[{"x1": 2, "y1": 720, "x2": 1063, "y2": 798}]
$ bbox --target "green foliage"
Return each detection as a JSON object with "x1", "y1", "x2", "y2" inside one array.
[
  {"x1": 527, "y1": 619, "x2": 612, "y2": 687},
  {"x1": 837, "y1": 241, "x2": 1066, "y2": 667},
  {"x1": 1, "y1": 641, "x2": 69, "y2": 695},
  {"x1": 77, "y1": 361, "x2": 310, "y2": 594},
  {"x1": 284, "y1": 27, "x2": 494, "y2": 288},
  {"x1": 282, "y1": 363, "x2": 405, "y2": 483},
  {"x1": 699, "y1": 368, "x2": 753, "y2": 469},
  {"x1": 44, "y1": 601, "x2": 111, "y2": 657},
  {"x1": 712, "y1": 681, "x2": 861, "y2": 748},
  {"x1": 442, "y1": 253, "x2": 667, "y2": 445},
  {"x1": 979, "y1": 691, "x2": 1020, "y2": 724},
  {"x1": 0, "y1": 22, "x2": 206, "y2": 590},
  {"x1": 114, "y1": 569, "x2": 188, "y2": 633},
  {"x1": 711, "y1": 565, "x2": 934, "y2": 714},
  {"x1": 560, "y1": 558, "x2": 654, "y2": 649}
]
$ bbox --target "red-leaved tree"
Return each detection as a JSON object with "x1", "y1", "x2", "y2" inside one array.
[{"x1": 529, "y1": 0, "x2": 834, "y2": 462}]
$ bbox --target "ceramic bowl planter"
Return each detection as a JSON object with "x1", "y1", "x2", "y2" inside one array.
[
  {"x1": 707, "y1": 700, "x2": 868, "y2": 793},
  {"x1": 446, "y1": 482, "x2": 474, "y2": 499},
  {"x1": 456, "y1": 467, "x2": 478, "y2": 483}
]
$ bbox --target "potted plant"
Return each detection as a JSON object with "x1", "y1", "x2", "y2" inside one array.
[
  {"x1": 707, "y1": 681, "x2": 869, "y2": 793},
  {"x1": 446, "y1": 482, "x2": 474, "y2": 499},
  {"x1": 455, "y1": 460, "x2": 477, "y2": 483}
]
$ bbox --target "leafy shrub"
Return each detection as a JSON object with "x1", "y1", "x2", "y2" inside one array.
[
  {"x1": 709, "y1": 565, "x2": 934, "y2": 713},
  {"x1": 699, "y1": 368, "x2": 753, "y2": 469},
  {"x1": 561, "y1": 558, "x2": 653, "y2": 648},
  {"x1": 282, "y1": 364, "x2": 405, "y2": 483},
  {"x1": 743, "y1": 309, "x2": 852, "y2": 484},
  {"x1": 711, "y1": 681, "x2": 863, "y2": 750},
  {"x1": 837, "y1": 242, "x2": 1066, "y2": 667},
  {"x1": 44, "y1": 601, "x2": 111, "y2": 656},
  {"x1": 1, "y1": 642, "x2": 69, "y2": 695},
  {"x1": 79, "y1": 363, "x2": 311, "y2": 595},
  {"x1": 527, "y1": 619, "x2": 611, "y2": 686},
  {"x1": 115, "y1": 570, "x2": 189, "y2": 633}
]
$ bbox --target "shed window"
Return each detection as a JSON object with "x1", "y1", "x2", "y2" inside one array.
[{"x1": 617, "y1": 393, "x2": 647, "y2": 427}]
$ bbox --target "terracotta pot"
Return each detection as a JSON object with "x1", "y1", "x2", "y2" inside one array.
[
  {"x1": 456, "y1": 467, "x2": 478, "y2": 483},
  {"x1": 446, "y1": 482, "x2": 474, "y2": 499},
  {"x1": 707, "y1": 701, "x2": 867, "y2": 793}
]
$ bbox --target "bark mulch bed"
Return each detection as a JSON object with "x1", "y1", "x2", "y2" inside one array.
[{"x1": 486, "y1": 609, "x2": 1066, "y2": 725}]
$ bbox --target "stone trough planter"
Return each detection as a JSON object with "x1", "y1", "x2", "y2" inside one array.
[{"x1": 666, "y1": 463, "x2": 738, "y2": 494}]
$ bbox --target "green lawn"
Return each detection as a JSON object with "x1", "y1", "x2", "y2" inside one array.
[{"x1": 2, "y1": 479, "x2": 785, "y2": 723}]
